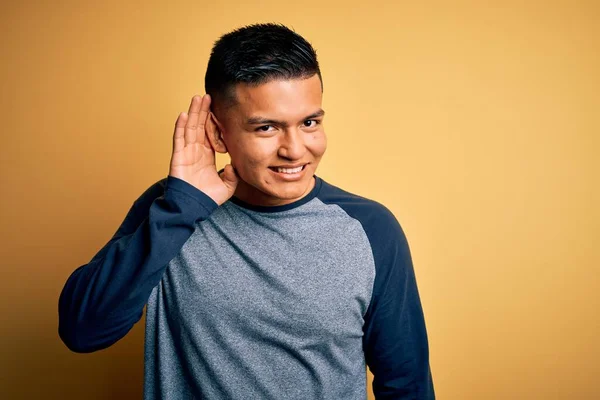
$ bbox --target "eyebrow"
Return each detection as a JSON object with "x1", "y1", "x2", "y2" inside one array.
[{"x1": 245, "y1": 109, "x2": 325, "y2": 127}]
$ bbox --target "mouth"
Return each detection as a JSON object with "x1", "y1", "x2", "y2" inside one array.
[
  {"x1": 268, "y1": 163, "x2": 308, "y2": 180},
  {"x1": 269, "y1": 164, "x2": 306, "y2": 174}
]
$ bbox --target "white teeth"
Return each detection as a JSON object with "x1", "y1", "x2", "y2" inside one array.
[{"x1": 277, "y1": 166, "x2": 303, "y2": 174}]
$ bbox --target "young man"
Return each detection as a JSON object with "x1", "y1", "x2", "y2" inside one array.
[{"x1": 59, "y1": 23, "x2": 435, "y2": 399}]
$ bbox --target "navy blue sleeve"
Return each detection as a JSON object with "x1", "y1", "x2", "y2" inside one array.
[
  {"x1": 360, "y1": 205, "x2": 434, "y2": 399},
  {"x1": 58, "y1": 176, "x2": 218, "y2": 353},
  {"x1": 319, "y1": 182, "x2": 434, "y2": 399}
]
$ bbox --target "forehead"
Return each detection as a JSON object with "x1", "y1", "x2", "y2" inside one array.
[{"x1": 232, "y1": 74, "x2": 322, "y2": 118}]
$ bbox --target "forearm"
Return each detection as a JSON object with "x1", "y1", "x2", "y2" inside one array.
[{"x1": 368, "y1": 287, "x2": 434, "y2": 399}]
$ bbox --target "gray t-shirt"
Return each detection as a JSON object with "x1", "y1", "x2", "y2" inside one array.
[{"x1": 58, "y1": 175, "x2": 434, "y2": 399}]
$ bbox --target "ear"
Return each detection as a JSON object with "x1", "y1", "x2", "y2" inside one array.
[{"x1": 205, "y1": 111, "x2": 228, "y2": 154}]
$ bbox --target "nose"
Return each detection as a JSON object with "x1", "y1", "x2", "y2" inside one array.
[{"x1": 277, "y1": 128, "x2": 306, "y2": 160}]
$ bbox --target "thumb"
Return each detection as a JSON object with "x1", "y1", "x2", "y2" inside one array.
[{"x1": 220, "y1": 164, "x2": 239, "y2": 193}]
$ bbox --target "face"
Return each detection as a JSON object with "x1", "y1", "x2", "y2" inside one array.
[{"x1": 211, "y1": 74, "x2": 327, "y2": 207}]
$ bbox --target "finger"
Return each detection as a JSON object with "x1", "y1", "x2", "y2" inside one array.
[
  {"x1": 201, "y1": 131, "x2": 217, "y2": 165},
  {"x1": 184, "y1": 95, "x2": 202, "y2": 145},
  {"x1": 219, "y1": 164, "x2": 239, "y2": 192},
  {"x1": 218, "y1": 163, "x2": 238, "y2": 179},
  {"x1": 173, "y1": 112, "x2": 188, "y2": 153},
  {"x1": 203, "y1": 143, "x2": 216, "y2": 167},
  {"x1": 196, "y1": 94, "x2": 211, "y2": 146}
]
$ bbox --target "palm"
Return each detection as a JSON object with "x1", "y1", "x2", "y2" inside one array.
[{"x1": 169, "y1": 95, "x2": 237, "y2": 205}]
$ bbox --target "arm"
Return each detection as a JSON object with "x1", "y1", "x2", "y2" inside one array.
[
  {"x1": 363, "y1": 210, "x2": 435, "y2": 399},
  {"x1": 58, "y1": 176, "x2": 217, "y2": 353},
  {"x1": 59, "y1": 93, "x2": 238, "y2": 353}
]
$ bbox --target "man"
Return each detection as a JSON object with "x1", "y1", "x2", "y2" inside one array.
[{"x1": 58, "y1": 23, "x2": 435, "y2": 399}]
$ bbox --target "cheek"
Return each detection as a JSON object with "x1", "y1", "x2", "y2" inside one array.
[
  {"x1": 308, "y1": 131, "x2": 327, "y2": 157},
  {"x1": 228, "y1": 137, "x2": 275, "y2": 169}
]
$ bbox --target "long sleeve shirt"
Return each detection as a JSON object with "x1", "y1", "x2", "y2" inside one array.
[{"x1": 59, "y1": 175, "x2": 435, "y2": 399}]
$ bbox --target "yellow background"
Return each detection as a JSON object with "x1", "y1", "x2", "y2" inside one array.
[{"x1": 1, "y1": 1, "x2": 598, "y2": 399}]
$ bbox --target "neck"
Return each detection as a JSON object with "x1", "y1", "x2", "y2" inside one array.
[{"x1": 233, "y1": 176, "x2": 316, "y2": 207}]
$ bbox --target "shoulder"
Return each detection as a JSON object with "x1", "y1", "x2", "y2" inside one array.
[
  {"x1": 316, "y1": 177, "x2": 412, "y2": 275},
  {"x1": 316, "y1": 177, "x2": 403, "y2": 235}
]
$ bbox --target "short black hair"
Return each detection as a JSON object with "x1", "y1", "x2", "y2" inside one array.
[{"x1": 205, "y1": 23, "x2": 322, "y2": 110}]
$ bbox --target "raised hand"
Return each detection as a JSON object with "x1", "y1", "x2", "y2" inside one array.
[{"x1": 169, "y1": 94, "x2": 238, "y2": 205}]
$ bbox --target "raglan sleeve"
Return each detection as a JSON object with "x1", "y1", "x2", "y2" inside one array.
[
  {"x1": 362, "y1": 206, "x2": 435, "y2": 399},
  {"x1": 58, "y1": 175, "x2": 218, "y2": 353}
]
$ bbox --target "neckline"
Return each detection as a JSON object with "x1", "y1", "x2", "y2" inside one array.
[{"x1": 229, "y1": 176, "x2": 323, "y2": 213}]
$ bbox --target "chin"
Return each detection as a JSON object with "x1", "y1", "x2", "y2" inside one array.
[
  {"x1": 262, "y1": 179, "x2": 313, "y2": 202},
  {"x1": 273, "y1": 189, "x2": 306, "y2": 201}
]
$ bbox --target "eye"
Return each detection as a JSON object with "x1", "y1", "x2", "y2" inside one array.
[
  {"x1": 303, "y1": 119, "x2": 320, "y2": 128},
  {"x1": 256, "y1": 125, "x2": 274, "y2": 132}
]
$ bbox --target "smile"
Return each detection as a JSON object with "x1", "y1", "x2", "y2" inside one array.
[
  {"x1": 276, "y1": 165, "x2": 304, "y2": 174},
  {"x1": 268, "y1": 164, "x2": 308, "y2": 180}
]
